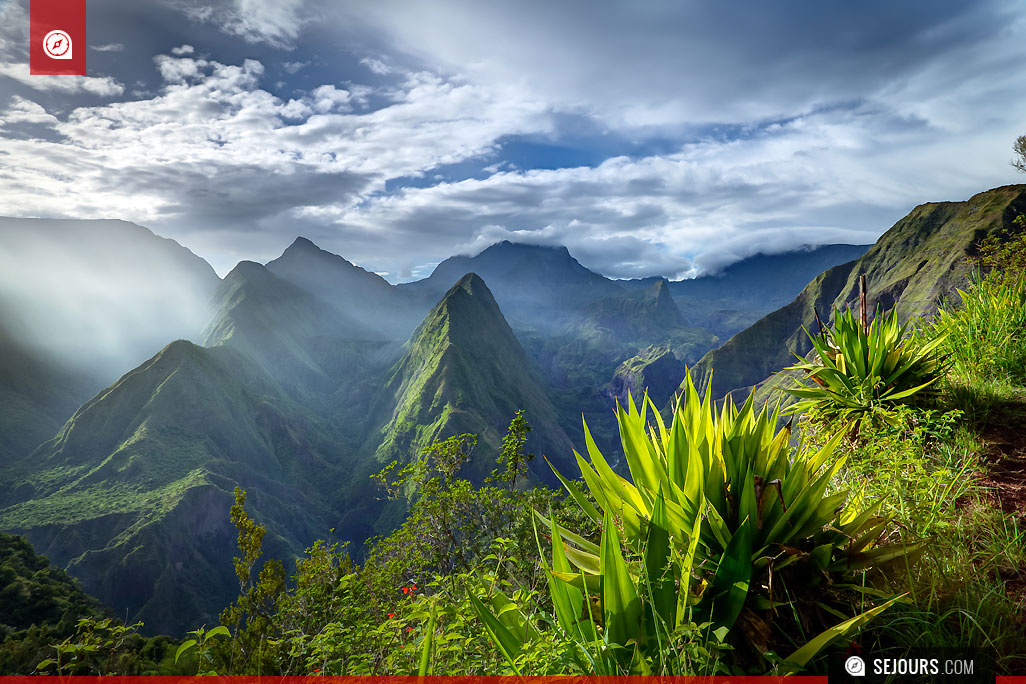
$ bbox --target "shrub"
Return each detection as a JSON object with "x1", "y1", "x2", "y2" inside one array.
[
  {"x1": 930, "y1": 218, "x2": 1026, "y2": 387},
  {"x1": 472, "y1": 373, "x2": 916, "y2": 674},
  {"x1": 784, "y1": 306, "x2": 948, "y2": 431}
]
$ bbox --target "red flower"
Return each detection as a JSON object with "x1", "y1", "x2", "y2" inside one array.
[
  {"x1": 387, "y1": 612, "x2": 395, "y2": 618},
  {"x1": 405, "y1": 627, "x2": 413, "y2": 633}
]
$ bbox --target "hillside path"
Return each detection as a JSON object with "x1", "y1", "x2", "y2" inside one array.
[{"x1": 979, "y1": 397, "x2": 1026, "y2": 520}]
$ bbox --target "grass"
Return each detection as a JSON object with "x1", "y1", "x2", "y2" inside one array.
[
  {"x1": 791, "y1": 259, "x2": 1026, "y2": 675},
  {"x1": 796, "y1": 406, "x2": 1026, "y2": 675}
]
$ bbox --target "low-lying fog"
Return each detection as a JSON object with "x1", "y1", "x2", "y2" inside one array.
[{"x1": 0, "y1": 217, "x2": 220, "y2": 388}]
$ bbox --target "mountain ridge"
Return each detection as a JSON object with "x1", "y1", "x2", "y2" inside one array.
[
  {"x1": 694, "y1": 184, "x2": 1026, "y2": 399},
  {"x1": 369, "y1": 273, "x2": 574, "y2": 486}
]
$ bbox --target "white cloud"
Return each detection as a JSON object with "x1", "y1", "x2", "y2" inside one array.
[
  {"x1": 317, "y1": 98, "x2": 1024, "y2": 280},
  {"x1": 0, "y1": 96, "x2": 59, "y2": 127},
  {"x1": 2, "y1": 2, "x2": 1025, "y2": 280},
  {"x1": 360, "y1": 57, "x2": 392, "y2": 75},
  {"x1": 170, "y1": 0, "x2": 310, "y2": 48},
  {"x1": 91, "y1": 43, "x2": 125, "y2": 53},
  {"x1": 0, "y1": 62, "x2": 125, "y2": 96},
  {"x1": 333, "y1": 0, "x2": 1025, "y2": 129},
  {"x1": 308, "y1": 84, "x2": 352, "y2": 113},
  {"x1": 0, "y1": 51, "x2": 554, "y2": 273},
  {"x1": 171, "y1": 44, "x2": 195, "y2": 56}
]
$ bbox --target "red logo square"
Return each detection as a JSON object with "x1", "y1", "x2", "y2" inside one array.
[{"x1": 30, "y1": 0, "x2": 87, "y2": 75}]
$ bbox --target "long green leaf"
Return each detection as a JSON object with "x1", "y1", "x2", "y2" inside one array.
[
  {"x1": 417, "y1": 599, "x2": 437, "y2": 676},
  {"x1": 709, "y1": 516, "x2": 752, "y2": 630},
  {"x1": 782, "y1": 593, "x2": 906, "y2": 669},
  {"x1": 600, "y1": 510, "x2": 643, "y2": 647},
  {"x1": 467, "y1": 589, "x2": 523, "y2": 676},
  {"x1": 645, "y1": 489, "x2": 675, "y2": 632}
]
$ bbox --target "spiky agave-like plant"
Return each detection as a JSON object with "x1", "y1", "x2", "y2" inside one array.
[
  {"x1": 785, "y1": 306, "x2": 949, "y2": 429},
  {"x1": 469, "y1": 373, "x2": 917, "y2": 674}
]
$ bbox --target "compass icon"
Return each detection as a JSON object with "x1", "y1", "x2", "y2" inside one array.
[{"x1": 43, "y1": 30, "x2": 73, "y2": 59}]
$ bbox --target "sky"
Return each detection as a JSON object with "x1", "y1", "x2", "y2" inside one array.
[{"x1": 0, "y1": 0, "x2": 1024, "y2": 281}]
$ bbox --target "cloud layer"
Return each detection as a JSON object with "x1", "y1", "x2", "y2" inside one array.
[{"x1": 0, "y1": 0, "x2": 1024, "y2": 279}]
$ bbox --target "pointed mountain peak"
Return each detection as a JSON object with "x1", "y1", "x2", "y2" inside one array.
[
  {"x1": 287, "y1": 235, "x2": 323, "y2": 252},
  {"x1": 428, "y1": 272, "x2": 501, "y2": 326},
  {"x1": 270, "y1": 235, "x2": 366, "y2": 271},
  {"x1": 281, "y1": 235, "x2": 348, "y2": 261},
  {"x1": 373, "y1": 267, "x2": 572, "y2": 485},
  {"x1": 225, "y1": 260, "x2": 273, "y2": 282},
  {"x1": 267, "y1": 237, "x2": 392, "y2": 290},
  {"x1": 449, "y1": 272, "x2": 490, "y2": 297}
]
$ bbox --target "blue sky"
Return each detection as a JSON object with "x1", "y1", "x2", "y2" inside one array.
[{"x1": 0, "y1": 0, "x2": 1024, "y2": 280}]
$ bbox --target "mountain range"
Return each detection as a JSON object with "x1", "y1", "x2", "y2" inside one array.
[
  {"x1": 4, "y1": 185, "x2": 1023, "y2": 635},
  {"x1": 694, "y1": 184, "x2": 1026, "y2": 399}
]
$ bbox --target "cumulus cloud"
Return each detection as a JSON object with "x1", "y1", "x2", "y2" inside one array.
[
  {"x1": 0, "y1": 96, "x2": 60, "y2": 127},
  {"x1": 0, "y1": 63, "x2": 125, "y2": 96},
  {"x1": 317, "y1": 95, "x2": 1021, "y2": 280},
  {"x1": 1, "y1": 1, "x2": 1024, "y2": 280},
  {"x1": 0, "y1": 50, "x2": 554, "y2": 273}
]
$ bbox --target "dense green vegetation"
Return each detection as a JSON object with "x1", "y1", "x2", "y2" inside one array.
[
  {"x1": 3, "y1": 179, "x2": 1026, "y2": 674},
  {"x1": 0, "y1": 222, "x2": 874, "y2": 634},
  {"x1": 0, "y1": 532, "x2": 188, "y2": 675},
  {"x1": 17, "y1": 212, "x2": 1026, "y2": 673},
  {"x1": 785, "y1": 305, "x2": 949, "y2": 430}
]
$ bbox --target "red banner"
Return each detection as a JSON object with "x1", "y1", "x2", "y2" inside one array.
[
  {"x1": 0, "y1": 678, "x2": 830, "y2": 683},
  {"x1": 30, "y1": 0, "x2": 87, "y2": 75}
]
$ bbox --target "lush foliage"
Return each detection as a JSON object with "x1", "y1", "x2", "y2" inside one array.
[
  {"x1": 166, "y1": 412, "x2": 595, "y2": 676},
  {"x1": 474, "y1": 374, "x2": 915, "y2": 674},
  {"x1": 931, "y1": 216, "x2": 1026, "y2": 387},
  {"x1": 0, "y1": 532, "x2": 102, "y2": 674},
  {"x1": 785, "y1": 306, "x2": 948, "y2": 430},
  {"x1": 23, "y1": 220, "x2": 1026, "y2": 674},
  {"x1": 930, "y1": 273, "x2": 1026, "y2": 386},
  {"x1": 796, "y1": 224, "x2": 1026, "y2": 674}
]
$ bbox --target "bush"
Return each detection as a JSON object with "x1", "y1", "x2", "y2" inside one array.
[
  {"x1": 930, "y1": 218, "x2": 1026, "y2": 387},
  {"x1": 785, "y1": 306, "x2": 948, "y2": 431},
  {"x1": 473, "y1": 373, "x2": 916, "y2": 674}
]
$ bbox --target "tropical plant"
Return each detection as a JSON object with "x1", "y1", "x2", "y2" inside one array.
[
  {"x1": 35, "y1": 618, "x2": 146, "y2": 675},
  {"x1": 471, "y1": 373, "x2": 916, "y2": 674},
  {"x1": 365, "y1": 412, "x2": 561, "y2": 603},
  {"x1": 174, "y1": 625, "x2": 231, "y2": 675},
  {"x1": 929, "y1": 272, "x2": 1026, "y2": 385},
  {"x1": 785, "y1": 305, "x2": 949, "y2": 430}
]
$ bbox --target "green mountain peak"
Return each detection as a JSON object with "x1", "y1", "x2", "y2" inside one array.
[{"x1": 369, "y1": 272, "x2": 572, "y2": 485}]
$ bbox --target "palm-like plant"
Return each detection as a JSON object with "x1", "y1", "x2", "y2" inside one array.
[
  {"x1": 785, "y1": 306, "x2": 948, "y2": 429},
  {"x1": 470, "y1": 373, "x2": 916, "y2": 674}
]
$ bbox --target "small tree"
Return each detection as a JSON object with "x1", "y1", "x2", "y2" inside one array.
[{"x1": 1014, "y1": 134, "x2": 1026, "y2": 173}]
